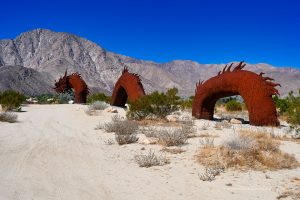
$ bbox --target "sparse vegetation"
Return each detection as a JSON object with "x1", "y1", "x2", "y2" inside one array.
[
  {"x1": 134, "y1": 149, "x2": 169, "y2": 167},
  {"x1": 225, "y1": 100, "x2": 242, "y2": 112},
  {"x1": 196, "y1": 130, "x2": 299, "y2": 170},
  {"x1": 0, "y1": 112, "x2": 18, "y2": 123},
  {"x1": 198, "y1": 162, "x2": 225, "y2": 181},
  {"x1": 98, "y1": 115, "x2": 139, "y2": 145},
  {"x1": 0, "y1": 90, "x2": 26, "y2": 111},
  {"x1": 155, "y1": 128, "x2": 189, "y2": 146},
  {"x1": 86, "y1": 101, "x2": 109, "y2": 115},
  {"x1": 127, "y1": 88, "x2": 181, "y2": 120},
  {"x1": 179, "y1": 95, "x2": 194, "y2": 109},
  {"x1": 87, "y1": 93, "x2": 111, "y2": 103}
]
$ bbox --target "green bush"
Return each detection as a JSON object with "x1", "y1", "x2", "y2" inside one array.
[
  {"x1": 286, "y1": 90, "x2": 300, "y2": 126},
  {"x1": 0, "y1": 90, "x2": 26, "y2": 111},
  {"x1": 36, "y1": 94, "x2": 57, "y2": 104},
  {"x1": 225, "y1": 100, "x2": 242, "y2": 112},
  {"x1": 87, "y1": 93, "x2": 111, "y2": 103},
  {"x1": 127, "y1": 88, "x2": 181, "y2": 120},
  {"x1": 180, "y1": 96, "x2": 194, "y2": 109},
  {"x1": 272, "y1": 95, "x2": 290, "y2": 114},
  {"x1": 56, "y1": 92, "x2": 74, "y2": 104}
]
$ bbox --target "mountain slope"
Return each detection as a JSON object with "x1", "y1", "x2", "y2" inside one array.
[{"x1": 0, "y1": 29, "x2": 299, "y2": 97}]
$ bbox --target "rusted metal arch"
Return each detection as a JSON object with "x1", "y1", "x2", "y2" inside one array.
[
  {"x1": 192, "y1": 61, "x2": 280, "y2": 126},
  {"x1": 111, "y1": 67, "x2": 145, "y2": 107}
]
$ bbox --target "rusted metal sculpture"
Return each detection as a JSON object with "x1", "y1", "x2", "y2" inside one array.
[
  {"x1": 111, "y1": 66, "x2": 145, "y2": 107},
  {"x1": 192, "y1": 61, "x2": 280, "y2": 126},
  {"x1": 54, "y1": 70, "x2": 89, "y2": 103}
]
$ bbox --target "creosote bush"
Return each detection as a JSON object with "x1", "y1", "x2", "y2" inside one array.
[
  {"x1": 127, "y1": 88, "x2": 181, "y2": 120},
  {"x1": 134, "y1": 149, "x2": 169, "y2": 167},
  {"x1": 196, "y1": 130, "x2": 299, "y2": 170},
  {"x1": 0, "y1": 112, "x2": 18, "y2": 123},
  {"x1": 0, "y1": 90, "x2": 26, "y2": 111},
  {"x1": 225, "y1": 100, "x2": 242, "y2": 112}
]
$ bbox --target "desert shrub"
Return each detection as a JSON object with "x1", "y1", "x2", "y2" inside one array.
[
  {"x1": 101, "y1": 115, "x2": 124, "y2": 132},
  {"x1": 0, "y1": 112, "x2": 18, "y2": 123},
  {"x1": 196, "y1": 130, "x2": 299, "y2": 170},
  {"x1": 273, "y1": 95, "x2": 290, "y2": 114},
  {"x1": 134, "y1": 149, "x2": 169, "y2": 167},
  {"x1": 0, "y1": 90, "x2": 26, "y2": 111},
  {"x1": 35, "y1": 94, "x2": 56, "y2": 104},
  {"x1": 180, "y1": 95, "x2": 194, "y2": 109},
  {"x1": 86, "y1": 101, "x2": 109, "y2": 115},
  {"x1": 286, "y1": 90, "x2": 300, "y2": 126},
  {"x1": 56, "y1": 91, "x2": 74, "y2": 104},
  {"x1": 127, "y1": 88, "x2": 181, "y2": 120},
  {"x1": 156, "y1": 128, "x2": 189, "y2": 146},
  {"x1": 87, "y1": 93, "x2": 111, "y2": 103},
  {"x1": 198, "y1": 162, "x2": 225, "y2": 181},
  {"x1": 223, "y1": 134, "x2": 256, "y2": 151},
  {"x1": 225, "y1": 100, "x2": 242, "y2": 111},
  {"x1": 100, "y1": 115, "x2": 139, "y2": 145}
]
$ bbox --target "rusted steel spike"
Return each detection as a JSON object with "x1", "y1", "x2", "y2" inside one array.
[
  {"x1": 218, "y1": 71, "x2": 221, "y2": 75},
  {"x1": 227, "y1": 63, "x2": 233, "y2": 72},
  {"x1": 273, "y1": 88, "x2": 280, "y2": 96},
  {"x1": 240, "y1": 63, "x2": 246, "y2": 69},
  {"x1": 200, "y1": 80, "x2": 204, "y2": 85},
  {"x1": 266, "y1": 82, "x2": 282, "y2": 87},
  {"x1": 263, "y1": 77, "x2": 274, "y2": 81},
  {"x1": 234, "y1": 61, "x2": 245, "y2": 71},
  {"x1": 122, "y1": 67, "x2": 128, "y2": 74},
  {"x1": 222, "y1": 65, "x2": 228, "y2": 73},
  {"x1": 259, "y1": 72, "x2": 265, "y2": 76}
]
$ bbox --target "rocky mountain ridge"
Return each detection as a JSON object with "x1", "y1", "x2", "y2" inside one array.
[{"x1": 0, "y1": 29, "x2": 299, "y2": 97}]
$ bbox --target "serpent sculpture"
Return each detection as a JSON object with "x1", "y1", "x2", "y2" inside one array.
[
  {"x1": 111, "y1": 67, "x2": 145, "y2": 107},
  {"x1": 192, "y1": 61, "x2": 280, "y2": 126},
  {"x1": 54, "y1": 70, "x2": 89, "y2": 103}
]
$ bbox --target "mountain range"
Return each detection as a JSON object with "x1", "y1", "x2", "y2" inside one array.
[{"x1": 0, "y1": 29, "x2": 299, "y2": 97}]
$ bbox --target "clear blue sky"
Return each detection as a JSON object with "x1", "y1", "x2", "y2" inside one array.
[{"x1": 1, "y1": 0, "x2": 299, "y2": 68}]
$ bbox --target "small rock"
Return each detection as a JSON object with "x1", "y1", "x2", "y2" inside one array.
[
  {"x1": 68, "y1": 100, "x2": 74, "y2": 104},
  {"x1": 104, "y1": 107, "x2": 118, "y2": 113},
  {"x1": 137, "y1": 134, "x2": 158, "y2": 145},
  {"x1": 141, "y1": 147, "x2": 145, "y2": 150},
  {"x1": 230, "y1": 118, "x2": 242, "y2": 124},
  {"x1": 166, "y1": 115, "x2": 179, "y2": 122}
]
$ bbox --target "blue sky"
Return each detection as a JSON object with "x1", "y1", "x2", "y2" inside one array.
[{"x1": 1, "y1": 0, "x2": 299, "y2": 68}]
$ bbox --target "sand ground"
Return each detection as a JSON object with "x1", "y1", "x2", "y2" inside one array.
[{"x1": 0, "y1": 104, "x2": 299, "y2": 200}]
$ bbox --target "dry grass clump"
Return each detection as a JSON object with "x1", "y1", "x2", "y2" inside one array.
[
  {"x1": 98, "y1": 115, "x2": 139, "y2": 145},
  {"x1": 139, "y1": 120, "x2": 193, "y2": 146},
  {"x1": 0, "y1": 112, "x2": 17, "y2": 123},
  {"x1": 156, "y1": 128, "x2": 189, "y2": 146},
  {"x1": 198, "y1": 162, "x2": 225, "y2": 181},
  {"x1": 114, "y1": 120, "x2": 139, "y2": 145},
  {"x1": 196, "y1": 130, "x2": 299, "y2": 170},
  {"x1": 134, "y1": 149, "x2": 169, "y2": 167}
]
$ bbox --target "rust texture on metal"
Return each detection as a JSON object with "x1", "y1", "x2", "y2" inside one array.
[
  {"x1": 111, "y1": 66, "x2": 145, "y2": 107},
  {"x1": 54, "y1": 70, "x2": 89, "y2": 103},
  {"x1": 192, "y1": 61, "x2": 280, "y2": 126}
]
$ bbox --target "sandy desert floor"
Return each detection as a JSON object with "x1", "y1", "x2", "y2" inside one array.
[{"x1": 0, "y1": 104, "x2": 299, "y2": 200}]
